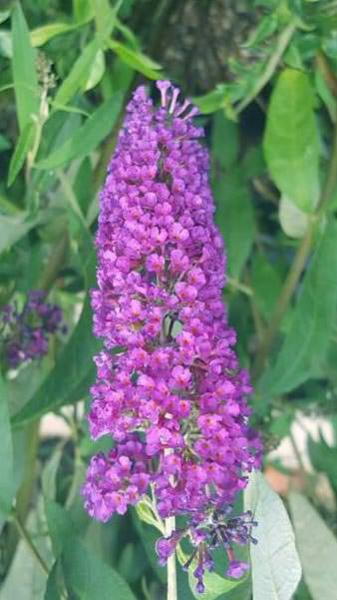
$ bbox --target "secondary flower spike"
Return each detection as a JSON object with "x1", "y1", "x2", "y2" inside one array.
[
  {"x1": 82, "y1": 81, "x2": 262, "y2": 591},
  {"x1": 0, "y1": 290, "x2": 64, "y2": 369}
]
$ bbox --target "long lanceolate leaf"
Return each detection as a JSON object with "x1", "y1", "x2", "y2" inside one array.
[
  {"x1": 7, "y1": 120, "x2": 35, "y2": 186},
  {"x1": 53, "y1": 39, "x2": 99, "y2": 108},
  {"x1": 259, "y1": 220, "x2": 337, "y2": 397},
  {"x1": 11, "y1": 3, "x2": 39, "y2": 131}
]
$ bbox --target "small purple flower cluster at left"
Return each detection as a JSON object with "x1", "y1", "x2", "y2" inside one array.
[
  {"x1": 0, "y1": 290, "x2": 64, "y2": 368},
  {"x1": 82, "y1": 80, "x2": 262, "y2": 592}
]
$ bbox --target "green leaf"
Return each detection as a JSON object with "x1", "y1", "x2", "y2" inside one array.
[
  {"x1": 74, "y1": 157, "x2": 93, "y2": 215},
  {"x1": 114, "y1": 17, "x2": 139, "y2": 50},
  {"x1": 31, "y1": 22, "x2": 77, "y2": 47},
  {"x1": 194, "y1": 86, "x2": 228, "y2": 114},
  {"x1": 264, "y1": 69, "x2": 320, "y2": 212},
  {"x1": 84, "y1": 48, "x2": 105, "y2": 91},
  {"x1": 1, "y1": 534, "x2": 47, "y2": 599},
  {"x1": 62, "y1": 539, "x2": 137, "y2": 600},
  {"x1": 11, "y1": 2, "x2": 39, "y2": 131},
  {"x1": 7, "y1": 120, "x2": 35, "y2": 186},
  {"x1": 0, "y1": 132, "x2": 11, "y2": 151},
  {"x1": 42, "y1": 443, "x2": 64, "y2": 502},
  {"x1": 7, "y1": 357, "x2": 53, "y2": 416},
  {"x1": 31, "y1": 9, "x2": 94, "y2": 46},
  {"x1": 278, "y1": 195, "x2": 310, "y2": 238},
  {"x1": 100, "y1": 56, "x2": 133, "y2": 99},
  {"x1": 187, "y1": 569, "x2": 243, "y2": 600},
  {"x1": 241, "y1": 146, "x2": 265, "y2": 179},
  {"x1": 109, "y1": 39, "x2": 161, "y2": 79},
  {"x1": 251, "y1": 253, "x2": 283, "y2": 321},
  {"x1": 212, "y1": 111, "x2": 239, "y2": 170},
  {"x1": 73, "y1": 0, "x2": 95, "y2": 22},
  {"x1": 177, "y1": 567, "x2": 196, "y2": 600},
  {"x1": 12, "y1": 295, "x2": 100, "y2": 427},
  {"x1": 0, "y1": 211, "x2": 40, "y2": 254},
  {"x1": 45, "y1": 561, "x2": 65, "y2": 600},
  {"x1": 1, "y1": 501, "x2": 52, "y2": 599},
  {"x1": 91, "y1": 0, "x2": 118, "y2": 43},
  {"x1": 289, "y1": 492, "x2": 337, "y2": 600},
  {"x1": 135, "y1": 500, "x2": 164, "y2": 532},
  {"x1": 0, "y1": 30, "x2": 12, "y2": 58},
  {"x1": 259, "y1": 220, "x2": 337, "y2": 396},
  {"x1": 214, "y1": 169, "x2": 255, "y2": 278},
  {"x1": 0, "y1": 10, "x2": 10, "y2": 24},
  {"x1": 222, "y1": 579, "x2": 251, "y2": 600},
  {"x1": 0, "y1": 374, "x2": 14, "y2": 520},
  {"x1": 244, "y1": 472, "x2": 301, "y2": 600},
  {"x1": 53, "y1": 38, "x2": 99, "y2": 107},
  {"x1": 37, "y1": 93, "x2": 122, "y2": 169},
  {"x1": 45, "y1": 500, "x2": 75, "y2": 557},
  {"x1": 132, "y1": 510, "x2": 167, "y2": 584},
  {"x1": 117, "y1": 542, "x2": 148, "y2": 584},
  {"x1": 243, "y1": 13, "x2": 278, "y2": 48},
  {"x1": 315, "y1": 65, "x2": 336, "y2": 123}
]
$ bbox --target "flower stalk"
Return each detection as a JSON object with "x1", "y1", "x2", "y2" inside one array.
[{"x1": 165, "y1": 516, "x2": 178, "y2": 600}]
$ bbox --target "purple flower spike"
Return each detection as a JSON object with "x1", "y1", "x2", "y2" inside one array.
[{"x1": 82, "y1": 80, "x2": 262, "y2": 592}]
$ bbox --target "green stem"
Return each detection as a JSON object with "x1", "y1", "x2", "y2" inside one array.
[
  {"x1": 12, "y1": 512, "x2": 49, "y2": 576},
  {"x1": 236, "y1": 22, "x2": 296, "y2": 115},
  {"x1": 165, "y1": 516, "x2": 177, "y2": 600},
  {"x1": 252, "y1": 222, "x2": 314, "y2": 379}
]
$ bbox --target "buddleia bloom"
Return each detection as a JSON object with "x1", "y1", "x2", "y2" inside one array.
[
  {"x1": 0, "y1": 290, "x2": 64, "y2": 369},
  {"x1": 82, "y1": 81, "x2": 262, "y2": 591}
]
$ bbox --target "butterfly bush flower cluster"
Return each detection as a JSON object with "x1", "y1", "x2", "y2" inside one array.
[
  {"x1": 82, "y1": 81, "x2": 262, "y2": 591},
  {"x1": 0, "y1": 290, "x2": 64, "y2": 368}
]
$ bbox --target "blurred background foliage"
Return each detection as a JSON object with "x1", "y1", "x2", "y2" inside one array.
[{"x1": 1, "y1": 0, "x2": 337, "y2": 598}]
